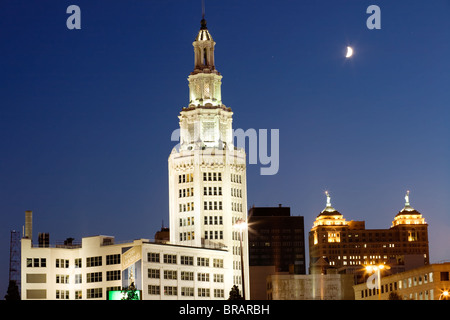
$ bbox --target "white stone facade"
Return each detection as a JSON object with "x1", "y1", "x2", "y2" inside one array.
[
  {"x1": 21, "y1": 236, "x2": 233, "y2": 300},
  {"x1": 168, "y1": 17, "x2": 249, "y2": 297}
]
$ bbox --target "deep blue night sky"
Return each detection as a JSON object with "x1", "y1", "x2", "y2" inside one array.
[{"x1": 1, "y1": 0, "x2": 450, "y2": 297}]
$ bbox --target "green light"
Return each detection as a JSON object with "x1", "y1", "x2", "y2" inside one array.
[{"x1": 107, "y1": 290, "x2": 141, "y2": 300}]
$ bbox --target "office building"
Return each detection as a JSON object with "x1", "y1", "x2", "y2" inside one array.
[
  {"x1": 353, "y1": 262, "x2": 450, "y2": 300},
  {"x1": 309, "y1": 191, "x2": 429, "y2": 281},
  {"x1": 248, "y1": 205, "x2": 305, "y2": 274}
]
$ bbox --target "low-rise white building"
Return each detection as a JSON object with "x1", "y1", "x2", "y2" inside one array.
[{"x1": 21, "y1": 235, "x2": 233, "y2": 300}]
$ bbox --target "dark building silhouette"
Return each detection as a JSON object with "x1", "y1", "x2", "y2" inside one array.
[{"x1": 248, "y1": 205, "x2": 306, "y2": 274}]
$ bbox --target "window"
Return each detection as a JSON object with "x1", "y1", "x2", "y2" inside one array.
[
  {"x1": 27, "y1": 258, "x2": 46, "y2": 268},
  {"x1": 198, "y1": 288, "x2": 210, "y2": 297},
  {"x1": 213, "y1": 259, "x2": 224, "y2": 268},
  {"x1": 106, "y1": 254, "x2": 120, "y2": 265},
  {"x1": 181, "y1": 287, "x2": 194, "y2": 297},
  {"x1": 214, "y1": 274, "x2": 224, "y2": 283},
  {"x1": 181, "y1": 256, "x2": 194, "y2": 265},
  {"x1": 56, "y1": 259, "x2": 69, "y2": 268},
  {"x1": 106, "y1": 270, "x2": 121, "y2": 281},
  {"x1": 164, "y1": 286, "x2": 178, "y2": 296},
  {"x1": 197, "y1": 273, "x2": 210, "y2": 282},
  {"x1": 148, "y1": 269, "x2": 160, "y2": 279},
  {"x1": 56, "y1": 275, "x2": 69, "y2": 284},
  {"x1": 214, "y1": 289, "x2": 224, "y2": 298},
  {"x1": 181, "y1": 271, "x2": 194, "y2": 281},
  {"x1": 441, "y1": 272, "x2": 450, "y2": 281},
  {"x1": 75, "y1": 274, "x2": 82, "y2": 284},
  {"x1": 56, "y1": 290, "x2": 69, "y2": 300},
  {"x1": 164, "y1": 270, "x2": 178, "y2": 280},
  {"x1": 87, "y1": 272, "x2": 102, "y2": 283},
  {"x1": 87, "y1": 288, "x2": 103, "y2": 299},
  {"x1": 75, "y1": 258, "x2": 82, "y2": 268},
  {"x1": 86, "y1": 256, "x2": 102, "y2": 267},
  {"x1": 163, "y1": 254, "x2": 177, "y2": 264},
  {"x1": 148, "y1": 285, "x2": 160, "y2": 295},
  {"x1": 148, "y1": 252, "x2": 160, "y2": 263},
  {"x1": 197, "y1": 257, "x2": 209, "y2": 267}
]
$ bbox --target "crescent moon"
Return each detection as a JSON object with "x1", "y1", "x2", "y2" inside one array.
[{"x1": 346, "y1": 46, "x2": 353, "y2": 58}]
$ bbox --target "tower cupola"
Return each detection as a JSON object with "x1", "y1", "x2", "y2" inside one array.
[
  {"x1": 312, "y1": 191, "x2": 348, "y2": 227},
  {"x1": 392, "y1": 191, "x2": 426, "y2": 227}
]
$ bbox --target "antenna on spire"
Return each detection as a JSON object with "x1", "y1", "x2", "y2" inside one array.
[
  {"x1": 200, "y1": 0, "x2": 207, "y2": 30},
  {"x1": 202, "y1": 0, "x2": 205, "y2": 19}
]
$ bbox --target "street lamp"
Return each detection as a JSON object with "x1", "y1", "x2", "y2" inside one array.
[
  {"x1": 439, "y1": 290, "x2": 449, "y2": 300},
  {"x1": 235, "y1": 219, "x2": 247, "y2": 300},
  {"x1": 365, "y1": 264, "x2": 390, "y2": 300}
]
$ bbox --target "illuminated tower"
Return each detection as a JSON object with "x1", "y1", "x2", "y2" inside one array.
[
  {"x1": 168, "y1": 16, "x2": 249, "y2": 297},
  {"x1": 390, "y1": 191, "x2": 429, "y2": 263}
]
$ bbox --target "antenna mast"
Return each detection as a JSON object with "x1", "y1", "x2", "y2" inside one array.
[{"x1": 202, "y1": 0, "x2": 205, "y2": 19}]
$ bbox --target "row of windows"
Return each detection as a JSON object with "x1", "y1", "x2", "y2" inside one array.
[
  {"x1": 179, "y1": 232, "x2": 195, "y2": 242},
  {"x1": 361, "y1": 272, "x2": 439, "y2": 299},
  {"x1": 232, "y1": 202, "x2": 243, "y2": 212},
  {"x1": 204, "y1": 201, "x2": 223, "y2": 211},
  {"x1": 179, "y1": 187, "x2": 194, "y2": 198},
  {"x1": 147, "y1": 253, "x2": 222, "y2": 268},
  {"x1": 147, "y1": 269, "x2": 224, "y2": 282},
  {"x1": 179, "y1": 217, "x2": 195, "y2": 227},
  {"x1": 203, "y1": 172, "x2": 222, "y2": 182},
  {"x1": 204, "y1": 186, "x2": 222, "y2": 196},
  {"x1": 26, "y1": 254, "x2": 121, "y2": 268},
  {"x1": 231, "y1": 188, "x2": 242, "y2": 198},
  {"x1": 184, "y1": 186, "x2": 241, "y2": 198},
  {"x1": 179, "y1": 173, "x2": 194, "y2": 184},
  {"x1": 179, "y1": 172, "x2": 242, "y2": 184},
  {"x1": 148, "y1": 285, "x2": 224, "y2": 298},
  {"x1": 316, "y1": 231, "x2": 426, "y2": 241},
  {"x1": 56, "y1": 287, "x2": 114, "y2": 300},
  {"x1": 179, "y1": 202, "x2": 195, "y2": 212},
  {"x1": 59, "y1": 286, "x2": 226, "y2": 299},
  {"x1": 231, "y1": 174, "x2": 242, "y2": 184},
  {"x1": 204, "y1": 215, "x2": 223, "y2": 225},
  {"x1": 181, "y1": 200, "x2": 243, "y2": 212},
  {"x1": 204, "y1": 230, "x2": 224, "y2": 240},
  {"x1": 55, "y1": 271, "x2": 121, "y2": 284}
]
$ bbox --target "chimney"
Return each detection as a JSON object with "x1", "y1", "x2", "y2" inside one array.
[{"x1": 25, "y1": 210, "x2": 33, "y2": 241}]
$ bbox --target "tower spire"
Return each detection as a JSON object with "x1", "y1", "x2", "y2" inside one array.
[
  {"x1": 200, "y1": 0, "x2": 207, "y2": 29},
  {"x1": 202, "y1": 0, "x2": 205, "y2": 19}
]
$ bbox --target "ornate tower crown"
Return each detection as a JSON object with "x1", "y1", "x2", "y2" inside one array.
[
  {"x1": 312, "y1": 191, "x2": 348, "y2": 228},
  {"x1": 391, "y1": 190, "x2": 426, "y2": 227},
  {"x1": 178, "y1": 15, "x2": 233, "y2": 151},
  {"x1": 192, "y1": 18, "x2": 217, "y2": 74},
  {"x1": 187, "y1": 16, "x2": 223, "y2": 108}
]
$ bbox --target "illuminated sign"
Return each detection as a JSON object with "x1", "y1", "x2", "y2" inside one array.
[
  {"x1": 122, "y1": 246, "x2": 142, "y2": 270},
  {"x1": 107, "y1": 290, "x2": 142, "y2": 300}
]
